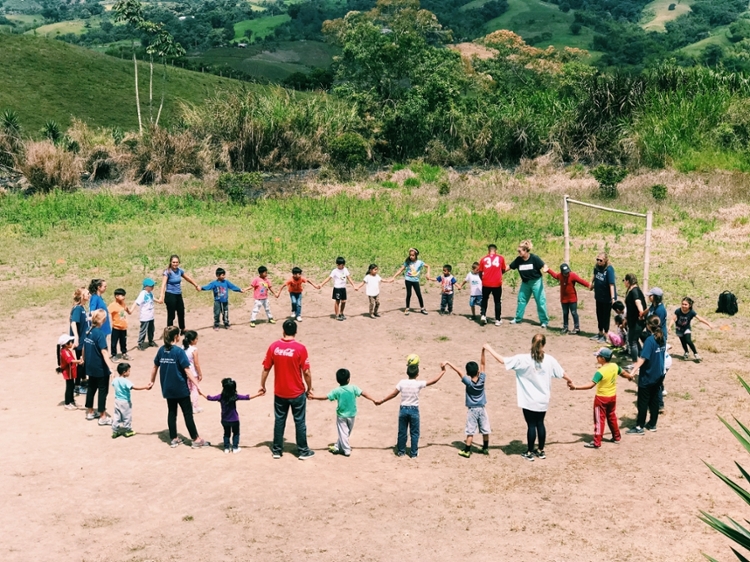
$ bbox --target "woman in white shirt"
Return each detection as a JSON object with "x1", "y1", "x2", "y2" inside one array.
[{"x1": 484, "y1": 336, "x2": 573, "y2": 461}]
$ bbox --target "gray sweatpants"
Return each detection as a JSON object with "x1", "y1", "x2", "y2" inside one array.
[
  {"x1": 335, "y1": 416, "x2": 355, "y2": 455},
  {"x1": 113, "y1": 399, "x2": 132, "y2": 432}
]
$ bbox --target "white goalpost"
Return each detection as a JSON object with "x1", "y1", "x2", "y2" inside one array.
[{"x1": 563, "y1": 195, "x2": 653, "y2": 292}]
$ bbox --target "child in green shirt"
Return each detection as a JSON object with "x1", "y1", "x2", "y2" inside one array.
[{"x1": 310, "y1": 368, "x2": 376, "y2": 456}]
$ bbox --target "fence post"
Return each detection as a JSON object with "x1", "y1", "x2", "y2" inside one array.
[
  {"x1": 643, "y1": 210, "x2": 653, "y2": 293},
  {"x1": 563, "y1": 195, "x2": 570, "y2": 265}
]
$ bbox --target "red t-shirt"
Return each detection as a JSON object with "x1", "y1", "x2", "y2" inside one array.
[
  {"x1": 478, "y1": 253, "x2": 506, "y2": 288},
  {"x1": 547, "y1": 269, "x2": 591, "y2": 303},
  {"x1": 60, "y1": 347, "x2": 78, "y2": 381},
  {"x1": 262, "y1": 339, "x2": 310, "y2": 399}
]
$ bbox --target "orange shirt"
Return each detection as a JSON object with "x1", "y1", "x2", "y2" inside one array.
[
  {"x1": 108, "y1": 301, "x2": 128, "y2": 330},
  {"x1": 286, "y1": 277, "x2": 307, "y2": 294}
]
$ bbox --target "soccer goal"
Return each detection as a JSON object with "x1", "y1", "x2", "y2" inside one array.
[{"x1": 563, "y1": 195, "x2": 653, "y2": 292}]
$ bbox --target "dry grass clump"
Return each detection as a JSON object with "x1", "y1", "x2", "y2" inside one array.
[
  {"x1": 127, "y1": 127, "x2": 212, "y2": 184},
  {"x1": 18, "y1": 141, "x2": 81, "y2": 192},
  {"x1": 66, "y1": 119, "x2": 130, "y2": 182}
]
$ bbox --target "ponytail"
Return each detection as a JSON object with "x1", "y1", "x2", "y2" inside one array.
[
  {"x1": 163, "y1": 326, "x2": 180, "y2": 350},
  {"x1": 531, "y1": 333, "x2": 546, "y2": 363},
  {"x1": 646, "y1": 316, "x2": 664, "y2": 346},
  {"x1": 88, "y1": 278, "x2": 104, "y2": 295},
  {"x1": 183, "y1": 330, "x2": 197, "y2": 350}
]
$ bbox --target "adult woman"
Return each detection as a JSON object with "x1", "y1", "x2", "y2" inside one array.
[
  {"x1": 147, "y1": 326, "x2": 208, "y2": 448},
  {"x1": 88, "y1": 279, "x2": 111, "y2": 340},
  {"x1": 623, "y1": 273, "x2": 646, "y2": 365},
  {"x1": 82, "y1": 310, "x2": 115, "y2": 425},
  {"x1": 391, "y1": 248, "x2": 430, "y2": 315},
  {"x1": 69, "y1": 286, "x2": 90, "y2": 394},
  {"x1": 590, "y1": 253, "x2": 616, "y2": 343},
  {"x1": 506, "y1": 240, "x2": 548, "y2": 327},
  {"x1": 626, "y1": 316, "x2": 666, "y2": 434},
  {"x1": 160, "y1": 255, "x2": 200, "y2": 333},
  {"x1": 484, "y1": 336, "x2": 573, "y2": 461}
]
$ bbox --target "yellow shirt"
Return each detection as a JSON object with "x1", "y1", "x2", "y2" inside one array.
[
  {"x1": 592, "y1": 362, "x2": 621, "y2": 397},
  {"x1": 108, "y1": 301, "x2": 128, "y2": 330}
]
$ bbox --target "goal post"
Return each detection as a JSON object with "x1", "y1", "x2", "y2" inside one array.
[{"x1": 563, "y1": 195, "x2": 653, "y2": 292}]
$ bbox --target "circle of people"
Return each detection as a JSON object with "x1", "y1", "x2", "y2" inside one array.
[{"x1": 55, "y1": 241, "x2": 713, "y2": 459}]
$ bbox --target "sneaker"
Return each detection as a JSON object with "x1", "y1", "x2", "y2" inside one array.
[
  {"x1": 662, "y1": 389, "x2": 668, "y2": 397},
  {"x1": 224, "y1": 448, "x2": 231, "y2": 454},
  {"x1": 138, "y1": 343, "x2": 147, "y2": 350},
  {"x1": 373, "y1": 313, "x2": 381, "y2": 317},
  {"x1": 339, "y1": 315, "x2": 346, "y2": 321},
  {"x1": 268, "y1": 318, "x2": 276, "y2": 324},
  {"x1": 480, "y1": 315, "x2": 487, "y2": 325},
  {"x1": 541, "y1": 324, "x2": 548, "y2": 329},
  {"x1": 597, "y1": 335, "x2": 607, "y2": 343},
  {"x1": 170, "y1": 437, "x2": 183, "y2": 448},
  {"x1": 250, "y1": 321, "x2": 256, "y2": 328},
  {"x1": 409, "y1": 452, "x2": 418, "y2": 458},
  {"x1": 404, "y1": 308, "x2": 410, "y2": 315},
  {"x1": 194, "y1": 407, "x2": 204, "y2": 414},
  {"x1": 458, "y1": 450, "x2": 471, "y2": 458},
  {"x1": 590, "y1": 334, "x2": 601, "y2": 341},
  {"x1": 395, "y1": 451, "x2": 405, "y2": 457},
  {"x1": 225, "y1": 324, "x2": 231, "y2": 329},
  {"x1": 495, "y1": 320, "x2": 502, "y2": 326},
  {"x1": 510, "y1": 319, "x2": 520, "y2": 324},
  {"x1": 646, "y1": 425, "x2": 657, "y2": 432},
  {"x1": 296, "y1": 316, "x2": 303, "y2": 322},
  {"x1": 420, "y1": 309, "x2": 428, "y2": 315},
  {"x1": 570, "y1": 329, "x2": 580, "y2": 335},
  {"x1": 683, "y1": 352, "x2": 689, "y2": 360},
  {"x1": 534, "y1": 449, "x2": 546, "y2": 459},
  {"x1": 111, "y1": 354, "x2": 120, "y2": 362},
  {"x1": 480, "y1": 448, "x2": 489, "y2": 456},
  {"x1": 64, "y1": 403, "x2": 77, "y2": 410},
  {"x1": 521, "y1": 451, "x2": 535, "y2": 462},
  {"x1": 85, "y1": 412, "x2": 98, "y2": 421},
  {"x1": 98, "y1": 416, "x2": 112, "y2": 426},
  {"x1": 272, "y1": 452, "x2": 282, "y2": 459},
  {"x1": 298, "y1": 450, "x2": 315, "y2": 460},
  {"x1": 608, "y1": 438, "x2": 621, "y2": 444},
  {"x1": 232, "y1": 447, "x2": 241, "y2": 454},
  {"x1": 149, "y1": 341, "x2": 158, "y2": 348},
  {"x1": 111, "y1": 431, "x2": 121, "y2": 439},
  {"x1": 213, "y1": 326, "x2": 219, "y2": 331},
  {"x1": 583, "y1": 442, "x2": 600, "y2": 449},
  {"x1": 560, "y1": 328, "x2": 569, "y2": 334},
  {"x1": 626, "y1": 427, "x2": 645, "y2": 435},
  {"x1": 694, "y1": 353, "x2": 702, "y2": 363},
  {"x1": 191, "y1": 438, "x2": 210, "y2": 449},
  {"x1": 123, "y1": 430, "x2": 135, "y2": 438}
]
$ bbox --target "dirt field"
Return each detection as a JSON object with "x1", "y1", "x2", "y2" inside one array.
[{"x1": 2, "y1": 281, "x2": 747, "y2": 561}]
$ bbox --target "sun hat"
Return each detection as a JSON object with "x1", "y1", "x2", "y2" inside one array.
[
  {"x1": 594, "y1": 347, "x2": 613, "y2": 360},
  {"x1": 58, "y1": 334, "x2": 75, "y2": 346}
]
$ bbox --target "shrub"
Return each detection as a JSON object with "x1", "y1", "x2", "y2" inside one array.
[
  {"x1": 328, "y1": 132, "x2": 369, "y2": 171},
  {"x1": 403, "y1": 177, "x2": 421, "y2": 188},
  {"x1": 216, "y1": 172, "x2": 263, "y2": 205},
  {"x1": 19, "y1": 141, "x2": 81, "y2": 193},
  {"x1": 381, "y1": 180, "x2": 398, "y2": 189},
  {"x1": 128, "y1": 127, "x2": 210, "y2": 184},
  {"x1": 651, "y1": 183, "x2": 667, "y2": 200},
  {"x1": 590, "y1": 164, "x2": 628, "y2": 198},
  {"x1": 437, "y1": 180, "x2": 451, "y2": 196}
]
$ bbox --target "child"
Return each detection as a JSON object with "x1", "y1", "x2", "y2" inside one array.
[
  {"x1": 183, "y1": 330, "x2": 204, "y2": 413},
  {"x1": 201, "y1": 267, "x2": 243, "y2": 330},
  {"x1": 111, "y1": 362, "x2": 149, "y2": 438},
  {"x1": 57, "y1": 334, "x2": 82, "y2": 410},
  {"x1": 569, "y1": 348, "x2": 632, "y2": 448},
  {"x1": 544, "y1": 263, "x2": 590, "y2": 334},
  {"x1": 427, "y1": 264, "x2": 458, "y2": 314},
  {"x1": 606, "y1": 315, "x2": 627, "y2": 350},
  {"x1": 355, "y1": 264, "x2": 394, "y2": 318},
  {"x1": 132, "y1": 278, "x2": 160, "y2": 350},
  {"x1": 458, "y1": 262, "x2": 483, "y2": 320},
  {"x1": 276, "y1": 266, "x2": 320, "y2": 322},
  {"x1": 445, "y1": 349, "x2": 491, "y2": 458},
  {"x1": 202, "y1": 378, "x2": 262, "y2": 454},
  {"x1": 375, "y1": 354, "x2": 446, "y2": 458},
  {"x1": 309, "y1": 368, "x2": 376, "y2": 456},
  {"x1": 245, "y1": 266, "x2": 275, "y2": 328},
  {"x1": 671, "y1": 297, "x2": 713, "y2": 362},
  {"x1": 319, "y1": 256, "x2": 355, "y2": 321},
  {"x1": 108, "y1": 288, "x2": 132, "y2": 361}
]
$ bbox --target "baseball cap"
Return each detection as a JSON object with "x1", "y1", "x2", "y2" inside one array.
[
  {"x1": 648, "y1": 287, "x2": 663, "y2": 297},
  {"x1": 406, "y1": 354, "x2": 420, "y2": 367},
  {"x1": 560, "y1": 263, "x2": 571, "y2": 274},
  {"x1": 594, "y1": 347, "x2": 613, "y2": 360},
  {"x1": 143, "y1": 278, "x2": 156, "y2": 287},
  {"x1": 58, "y1": 334, "x2": 75, "y2": 346}
]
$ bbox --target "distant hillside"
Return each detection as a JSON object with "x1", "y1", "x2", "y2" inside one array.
[{"x1": 0, "y1": 34, "x2": 247, "y2": 133}]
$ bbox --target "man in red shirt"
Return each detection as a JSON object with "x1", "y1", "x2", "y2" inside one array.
[
  {"x1": 260, "y1": 319, "x2": 314, "y2": 459},
  {"x1": 478, "y1": 244, "x2": 506, "y2": 326},
  {"x1": 544, "y1": 263, "x2": 591, "y2": 334}
]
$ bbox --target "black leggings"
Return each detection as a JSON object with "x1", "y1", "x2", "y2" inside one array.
[
  {"x1": 481, "y1": 286, "x2": 503, "y2": 319},
  {"x1": 65, "y1": 379, "x2": 75, "y2": 405},
  {"x1": 165, "y1": 292, "x2": 186, "y2": 332},
  {"x1": 679, "y1": 334, "x2": 697, "y2": 354},
  {"x1": 405, "y1": 280, "x2": 424, "y2": 309},
  {"x1": 167, "y1": 396, "x2": 198, "y2": 440},
  {"x1": 74, "y1": 347, "x2": 87, "y2": 385},
  {"x1": 627, "y1": 320, "x2": 643, "y2": 362},
  {"x1": 85, "y1": 375, "x2": 109, "y2": 413},
  {"x1": 522, "y1": 408, "x2": 547, "y2": 452},
  {"x1": 596, "y1": 300, "x2": 612, "y2": 333}
]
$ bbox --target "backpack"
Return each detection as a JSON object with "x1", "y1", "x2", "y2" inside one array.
[{"x1": 716, "y1": 291, "x2": 738, "y2": 316}]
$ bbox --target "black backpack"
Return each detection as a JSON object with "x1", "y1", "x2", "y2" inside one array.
[{"x1": 716, "y1": 291, "x2": 738, "y2": 316}]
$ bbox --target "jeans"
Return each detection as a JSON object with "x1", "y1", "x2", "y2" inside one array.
[
  {"x1": 596, "y1": 300, "x2": 612, "y2": 333},
  {"x1": 515, "y1": 278, "x2": 549, "y2": 325},
  {"x1": 368, "y1": 295, "x2": 380, "y2": 315},
  {"x1": 166, "y1": 396, "x2": 198, "y2": 440},
  {"x1": 85, "y1": 375, "x2": 109, "y2": 413},
  {"x1": 636, "y1": 379, "x2": 663, "y2": 429},
  {"x1": 111, "y1": 328, "x2": 127, "y2": 356},
  {"x1": 222, "y1": 421, "x2": 240, "y2": 449},
  {"x1": 290, "y1": 293, "x2": 302, "y2": 317},
  {"x1": 480, "y1": 286, "x2": 502, "y2": 319},
  {"x1": 561, "y1": 302, "x2": 580, "y2": 330},
  {"x1": 273, "y1": 393, "x2": 310, "y2": 455},
  {"x1": 138, "y1": 320, "x2": 155, "y2": 346},
  {"x1": 440, "y1": 293, "x2": 454, "y2": 313},
  {"x1": 405, "y1": 280, "x2": 424, "y2": 309},
  {"x1": 213, "y1": 301, "x2": 230, "y2": 327},
  {"x1": 165, "y1": 292, "x2": 185, "y2": 332},
  {"x1": 627, "y1": 320, "x2": 643, "y2": 362},
  {"x1": 397, "y1": 406, "x2": 420, "y2": 456}
]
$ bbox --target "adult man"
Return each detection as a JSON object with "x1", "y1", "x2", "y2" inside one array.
[
  {"x1": 478, "y1": 243, "x2": 506, "y2": 326},
  {"x1": 259, "y1": 319, "x2": 314, "y2": 460}
]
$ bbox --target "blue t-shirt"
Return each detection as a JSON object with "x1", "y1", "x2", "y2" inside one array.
[
  {"x1": 69, "y1": 304, "x2": 89, "y2": 351},
  {"x1": 648, "y1": 303, "x2": 668, "y2": 341},
  {"x1": 82, "y1": 327, "x2": 111, "y2": 378},
  {"x1": 462, "y1": 373, "x2": 487, "y2": 407},
  {"x1": 202, "y1": 279, "x2": 242, "y2": 302},
  {"x1": 153, "y1": 345, "x2": 191, "y2": 399},
  {"x1": 164, "y1": 268, "x2": 184, "y2": 295},
  {"x1": 89, "y1": 293, "x2": 111, "y2": 335},
  {"x1": 593, "y1": 265, "x2": 616, "y2": 302},
  {"x1": 403, "y1": 260, "x2": 425, "y2": 283},
  {"x1": 113, "y1": 376, "x2": 134, "y2": 401},
  {"x1": 639, "y1": 335, "x2": 666, "y2": 386}
]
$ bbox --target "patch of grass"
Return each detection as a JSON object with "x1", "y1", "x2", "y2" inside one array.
[
  {"x1": 681, "y1": 26, "x2": 732, "y2": 57},
  {"x1": 403, "y1": 177, "x2": 421, "y2": 188},
  {"x1": 641, "y1": 0, "x2": 694, "y2": 33},
  {"x1": 673, "y1": 149, "x2": 750, "y2": 173},
  {"x1": 381, "y1": 181, "x2": 398, "y2": 189},
  {"x1": 234, "y1": 14, "x2": 291, "y2": 42},
  {"x1": 27, "y1": 18, "x2": 98, "y2": 37},
  {"x1": 409, "y1": 162, "x2": 444, "y2": 184}
]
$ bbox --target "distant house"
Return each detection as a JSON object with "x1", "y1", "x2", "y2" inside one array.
[{"x1": 237, "y1": 43, "x2": 248, "y2": 48}]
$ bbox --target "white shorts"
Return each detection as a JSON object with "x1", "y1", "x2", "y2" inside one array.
[{"x1": 465, "y1": 406, "x2": 491, "y2": 435}]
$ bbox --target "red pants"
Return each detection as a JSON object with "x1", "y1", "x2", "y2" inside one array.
[{"x1": 593, "y1": 395, "x2": 620, "y2": 447}]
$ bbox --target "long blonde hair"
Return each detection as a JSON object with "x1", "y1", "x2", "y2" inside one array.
[
  {"x1": 531, "y1": 333, "x2": 546, "y2": 363},
  {"x1": 90, "y1": 309, "x2": 106, "y2": 328}
]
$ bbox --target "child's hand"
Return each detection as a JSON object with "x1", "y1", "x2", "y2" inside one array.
[{"x1": 195, "y1": 285, "x2": 201, "y2": 292}]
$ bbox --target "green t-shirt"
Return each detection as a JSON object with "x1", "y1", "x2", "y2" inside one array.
[{"x1": 328, "y1": 384, "x2": 362, "y2": 418}]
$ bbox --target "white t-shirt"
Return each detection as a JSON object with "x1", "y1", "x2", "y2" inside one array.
[
  {"x1": 464, "y1": 273, "x2": 482, "y2": 296},
  {"x1": 504, "y1": 354, "x2": 564, "y2": 412},
  {"x1": 330, "y1": 267, "x2": 350, "y2": 289},
  {"x1": 134, "y1": 289, "x2": 155, "y2": 322},
  {"x1": 396, "y1": 379, "x2": 427, "y2": 407},
  {"x1": 363, "y1": 274, "x2": 382, "y2": 296},
  {"x1": 185, "y1": 345, "x2": 198, "y2": 378}
]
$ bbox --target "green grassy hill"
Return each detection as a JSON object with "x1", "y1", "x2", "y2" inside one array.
[{"x1": 0, "y1": 34, "x2": 248, "y2": 133}]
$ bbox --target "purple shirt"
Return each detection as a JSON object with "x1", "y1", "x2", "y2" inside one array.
[{"x1": 207, "y1": 394, "x2": 250, "y2": 423}]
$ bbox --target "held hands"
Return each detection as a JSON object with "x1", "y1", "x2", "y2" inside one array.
[
  {"x1": 258, "y1": 387, "x2": 266, "y2": 396},
  {"x1": 146, "y1": 382, "x2": 154, "y2": 390},
  {"x1": 567, "y1": 380, "x2": 576, "y2": 391}
]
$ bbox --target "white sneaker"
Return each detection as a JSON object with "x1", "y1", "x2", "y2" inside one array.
[
  {"x1": 494, "y1": 320, "x2": 502, "y2": 326},
  {"x1": 480, "y1": 316, "x2": 487, "y2": 325},
  {"x1": 541, "y1": 324, "x2": 547, "y2": 329},
  {"x1": 296, "y1": 316, "x2": 302, "y2": 322},
  {"x1": 510, "y1": 319, "x2": 519, "y2": 324},
  {"x1": 233, "y1": 447, "x2": 241, "y2": 454},
  {"x1": 64, "y1": 403, "x2": 77, "y2": 410},
  {"x1": 224, "y1": 448, "x2": 231, "y2": 454}
]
